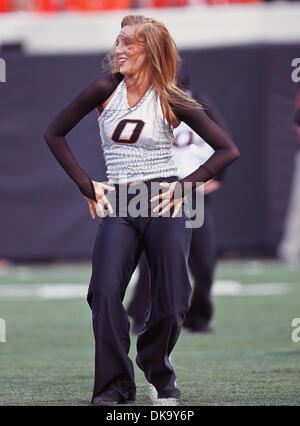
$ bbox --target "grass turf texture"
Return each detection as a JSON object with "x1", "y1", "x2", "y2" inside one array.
[{"x1": 0, "y1": 260, "x2": 300, "y2": 406}]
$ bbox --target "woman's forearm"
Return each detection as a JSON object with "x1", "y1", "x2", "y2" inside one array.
[{"x1": 44, "y1": 132, "x2": 97, "y2": 200}]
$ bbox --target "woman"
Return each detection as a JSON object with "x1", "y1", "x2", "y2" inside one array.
[{"x1": 44, "y1": 15, "x2": 240, "y2": 406}]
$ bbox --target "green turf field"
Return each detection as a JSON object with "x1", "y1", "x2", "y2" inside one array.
[{"x1": 0, "y1": 260, "x2": 300, "y2": 406}]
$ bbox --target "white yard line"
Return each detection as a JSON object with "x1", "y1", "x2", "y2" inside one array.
[
  {"x1": 213, "y1": 280, "x2": 290, "y2": 296},
  {"x1": 148, "y1": 354, "x2": 179, "y2": 406},
  {"x1": 0, "y1": 280, "x2": 291, "y2": 300},
  {"x1": 148, "y1": 383, "x2": 179, "y2": 407},
  {"x1": 0, "y1": 284, "x2": 88, "y2": 300}
]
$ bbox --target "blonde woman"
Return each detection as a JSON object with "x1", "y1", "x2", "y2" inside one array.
[{"x1": 44, "y1": 15, "x2": 240, "y2": 406}]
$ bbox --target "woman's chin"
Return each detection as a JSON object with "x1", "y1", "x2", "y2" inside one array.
[
  {"x1": 119, "y1": 65, "x2": 129, "y2": 74},
  {"x1": 119, "y1": 66, "x2": 137, "y2": 77}
]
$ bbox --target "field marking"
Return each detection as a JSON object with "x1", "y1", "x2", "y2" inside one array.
[
  {"x1": 213, "y1": 280, "x2": 290, "y2": 296},
  {"x1": 148, "y1": 355, "x2": 179, "y2": 406},
  {"x1": 148, "y1": 384, "x2": 179, "y2": 407},
  {"x1": 0, "y1": 318, "x2": 6, "y2": 342},
  {"x1": 0, "y1": 281, "x2": 290, "y2": 300},
  {"x1": 0, "y1": 284, "x2": 87, "y2": 300}
]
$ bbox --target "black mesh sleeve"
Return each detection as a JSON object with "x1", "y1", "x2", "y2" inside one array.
[
  {"x1": 170, "y1": 102, "x2": 240, "y2": 197},
  {"x1": 194, "y1": 92, "x2": 232, "y2": 183},
  {"x1": 44, "y1": 72, "x2": 124, "y2": 201}
]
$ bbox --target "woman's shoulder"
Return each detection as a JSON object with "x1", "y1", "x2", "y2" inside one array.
[
  {"x1": 94, "y1": 72, "x2": 124, "y2": 94},
  {"x1": 94, "y1": 72, "x2": 124, "y2": 116}
]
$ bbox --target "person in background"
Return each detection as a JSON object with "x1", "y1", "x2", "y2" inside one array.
[
  {"x1": 277, "y1": 93, "x2": 300, "y2": 265},
  {"x1": 127, "y1": 67, "x2": 232, "y2": 334}
]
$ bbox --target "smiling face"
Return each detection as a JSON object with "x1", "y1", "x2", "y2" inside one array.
[{"x1": 115, "y1": 25, "x2": 147, "y2": 77}]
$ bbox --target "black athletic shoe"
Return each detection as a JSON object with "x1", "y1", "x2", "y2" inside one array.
[
  {"x1": 92, "y1": 389, "x2": 135, "y2": 406},
  {"x1": 188, "y1": 324, "x2": 214, "y2": 333},
  {"x1": 183, "y1": 318, "x2": 214, "y2": 334},
  {"x1": 157, "y1": 387, "x2": 181, "y2": 399},
  {"x1": 194, "y1": 324, "x2": 214, "y2": 333}
]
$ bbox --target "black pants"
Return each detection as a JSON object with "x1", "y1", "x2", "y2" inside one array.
[
  {"x1": 127, "y1": 194, "x2": 216, "y2": 328},
  {"x1": 87, "y1": 176, "x2": 192, "y2": 401}
]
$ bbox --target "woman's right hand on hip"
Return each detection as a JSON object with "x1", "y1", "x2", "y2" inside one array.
[{"x1": 85, "y1": 181, "x2": 115, "y2": 220}]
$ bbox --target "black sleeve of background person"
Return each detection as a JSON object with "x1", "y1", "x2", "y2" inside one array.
[
  {"x1": 295, "y1": 106, "x2": 300, "y2": 126},
  {"x1": 194, "y1": 91, "x2": 232, "y2": 182},
  {"x1": 170, "y1": 100, "x2": 240, "y2": 196},
  {"x1": 44, "y1": 72, "x2": 124, "y2": 201}
]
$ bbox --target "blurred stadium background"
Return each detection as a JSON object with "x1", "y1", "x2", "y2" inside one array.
[{"x1": 1, "y1": 0, "x2": 300, "y2": 406}]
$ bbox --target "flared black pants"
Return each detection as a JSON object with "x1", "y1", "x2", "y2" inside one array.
[{"x1": 87, "y1": 176, "x2": 192, "y2": 401}]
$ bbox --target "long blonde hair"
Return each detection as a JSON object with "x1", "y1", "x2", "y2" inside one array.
[{"x1": 102, "y1": 14, "x2": 202, "y2": 129}]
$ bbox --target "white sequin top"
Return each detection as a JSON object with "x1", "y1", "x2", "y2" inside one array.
[{"x1": 97, "y1": 79, "x2": 178, "y2": 184}]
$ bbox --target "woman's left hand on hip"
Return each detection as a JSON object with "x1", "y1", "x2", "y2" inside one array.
[{"x1": 150, "y1": 181, "x2": 185, "y2": 219}]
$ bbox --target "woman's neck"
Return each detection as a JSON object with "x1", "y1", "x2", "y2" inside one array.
[{"x1": 124, "y1": 72, "x2": 151, "y2": 96}]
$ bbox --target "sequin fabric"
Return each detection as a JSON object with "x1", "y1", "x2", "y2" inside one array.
[{"x1": 98, "y1": 79, "x2": 178, "y2": 184}]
